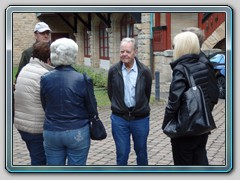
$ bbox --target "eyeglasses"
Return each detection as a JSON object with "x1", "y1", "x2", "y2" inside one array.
[{"x1": 36, "y1": 31, "x2": 51, "y2": 36}]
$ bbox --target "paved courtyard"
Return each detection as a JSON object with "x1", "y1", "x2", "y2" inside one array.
[{"x1": 12, "y1": 99, "x2": 226, "y2": 167}]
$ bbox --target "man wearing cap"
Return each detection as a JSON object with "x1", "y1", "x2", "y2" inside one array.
[
  {"x1": 15, "y1": 22, "x2": 52, "y2": 79},
  {"x1": 13, "y1": 22, "x2": 52, "y2": 124}
]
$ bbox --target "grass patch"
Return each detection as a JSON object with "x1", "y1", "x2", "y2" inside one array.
[
  {"x1": 94, "y1": 88, "x2": 111, "y2": 107},
  {"x1": 13, "y1": 65, "x2": 110, "y2": 107},
  {"x1": 13, "y1": 65, "x2": 164, "y2": 108}
]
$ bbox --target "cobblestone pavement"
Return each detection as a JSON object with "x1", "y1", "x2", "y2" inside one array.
[{"x1": 12, "y1": 99, "x2": 226, "y2": 166}]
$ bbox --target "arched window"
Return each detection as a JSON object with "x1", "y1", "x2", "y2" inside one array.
[
  {"x1": 120, "y1": 14, "x2": 135, "y2": 39},
  {"x1": 99, "y1": 22, "x2": 109, "y2": 60}
]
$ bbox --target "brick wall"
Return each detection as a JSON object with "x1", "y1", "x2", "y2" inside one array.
[
  {"x1": 12, "y1": 12, "x2": 225, "y2": 86},
  {"x1": 13, "y1": 13, "x2": 39, "y2": 65},
  {"x1": 13, "y1": 13, "x2": 76, "y2": 66}
]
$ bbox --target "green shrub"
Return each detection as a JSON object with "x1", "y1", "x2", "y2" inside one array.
[
  {"x1": 73, "y1": 65, "x2": 108, "y2": 89},
  {"x1": 13, "y1": 66, "x2": 18, "y2": 82},
  {"x1": 13, "y1": 64, "x2": 162, "y2": 107},
  {"x1": 13, "y1": 65, "x2": 110, "y2": 107},
  {"x1": 72, "y1": 65, "x2": 110, "y2": 106}
]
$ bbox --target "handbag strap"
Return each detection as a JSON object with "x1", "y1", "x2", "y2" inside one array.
[
  {"x1": 182, "y1": 65, "x2": 196, "y2": 88},
  {"x1": 83, "y1": 73, "x2": 99, "y2": 118}
]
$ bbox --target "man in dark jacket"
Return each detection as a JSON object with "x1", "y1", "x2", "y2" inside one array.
[
  {"x1": 15, "y1": 22, "x2": 52, "y2": 79},
  {"x1": 107, "y1": 37, "x2": 152, "y2": 165}
]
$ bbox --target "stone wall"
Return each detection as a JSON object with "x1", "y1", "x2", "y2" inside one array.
[
  {"x1": 171, "y1": 13, "x2": 198, "y2": 40},
  {"x1": 12, "y1": 13, "x2": 38, "y2": 65},
  {"x1": 202, "y1": 22, "x2": 226, "y2": 50},
  {"x1": 137, "y1": 13, "x2": 151, "y2": 68},
  {"x1": 12, "y1": 13, "x2": 225, "y2": 87},
  {"x1": 12, "y1": 13, "x2": 77, "y2": 66}
]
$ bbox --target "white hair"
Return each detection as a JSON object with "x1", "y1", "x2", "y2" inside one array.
[
  {"x1": 181, "y1": 27, "x2": 205, "y2": 47},
  {"x1": 120, "y1": 37, "x2": 137, "y2": 50},
  {"x1": 50, "y1": 38, "x2": 78, "y2": 66}
]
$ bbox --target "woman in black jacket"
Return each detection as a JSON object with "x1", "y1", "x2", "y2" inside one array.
[{"x1": 162, "y1": 31, "x2": 218, "y2": 165}]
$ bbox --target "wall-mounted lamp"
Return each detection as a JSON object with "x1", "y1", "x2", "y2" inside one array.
[
  {"x1": 87, "y1": 31, "x2": 91, "y2": 35},
  {"x1": 105, "y1": 28, "x2": 112, "y2": 33}
]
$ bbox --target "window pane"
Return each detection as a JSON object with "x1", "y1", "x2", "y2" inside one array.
[
  {"x1": 120, "y1": 14, "x2": 135, "y2": 40},
  {"x1": 99, "y1": 22, "x2": 109, "y2": 59}
]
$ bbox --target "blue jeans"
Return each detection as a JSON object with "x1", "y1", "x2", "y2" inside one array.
[
  {"x1": 18, "y1": 130, "x2": 46, "y2": 165},
  {"x1": 43, "y1": 124, "x2": 90, "y2": 165},
  {"x1": 111, "y1": 114, "x2": 149, "y2": 165}
]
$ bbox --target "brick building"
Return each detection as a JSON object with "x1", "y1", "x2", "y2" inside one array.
[{"x1": 12, "y1": 12, "x2": 226, "y2": 90}]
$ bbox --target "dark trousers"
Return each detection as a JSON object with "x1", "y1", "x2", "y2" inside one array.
[
  {"x1": 18, "y1": 130, "x2": 46, "y2": 165},
  {"x1": 171, "y1": 133, "x2": 209, "y2": 165},
  {"x1": 111, "y1": 114, "x2": 149, "y2": 165}
]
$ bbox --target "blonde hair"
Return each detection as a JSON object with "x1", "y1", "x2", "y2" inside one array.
[
  {"x1": 50, "y1": 38, "x2": 78, "y2": 66},
  {"x1": 173, "y1": 31, "x2": 200, "y2": 60}
]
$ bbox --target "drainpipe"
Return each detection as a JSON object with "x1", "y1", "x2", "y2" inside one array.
[
  {"x1": 150, "y1": 13, "x2": 154, "y2": 78},
  {"x1": 150, "y1": 13, "x2": 153, "y2": 39},
  {"x1": 150, "y1": 13, "x2": 160, "y2": 101}
]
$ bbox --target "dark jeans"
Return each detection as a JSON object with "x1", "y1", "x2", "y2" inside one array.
[
  {"x1": 18, "y1": 130, "x2": 46, "y2": 165},
  {"x1": 171, "y1": 133, "x2": 209, "y2": 165},
  {"x1": 111, "y1": 114, "x2": 149, "y2": 165}
]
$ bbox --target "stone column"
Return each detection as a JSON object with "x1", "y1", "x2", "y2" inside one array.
[{"x1": 135, "y1": 13, "x2": 151, "y2": 68}]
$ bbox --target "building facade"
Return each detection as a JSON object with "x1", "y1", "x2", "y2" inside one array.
[{"x1": 13, "y1": 12, "x2": 225, "y2": 90}]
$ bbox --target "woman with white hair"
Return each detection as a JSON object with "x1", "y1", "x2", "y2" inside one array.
[
  {"x1": 40, "y1": 38, "x2": 97, "y2": 165},
  {"x1": 162, "y1": 31, "x2": 218, "y2": 165}
]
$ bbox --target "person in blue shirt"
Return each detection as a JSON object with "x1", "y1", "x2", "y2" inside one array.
[{"x1": 107, "y1": 37, "x2": 152, "y2": 165}]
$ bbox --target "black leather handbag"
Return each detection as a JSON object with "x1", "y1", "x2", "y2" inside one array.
[
  {"x1": 89, "y1": 116, "x2": 107, "y2": 140},
  {"x1": 163, "y1": 65, "x2": 216, "y2": 138},
  {"x1": 83, "y1": 74, "x2": 107, "y2": 140}
]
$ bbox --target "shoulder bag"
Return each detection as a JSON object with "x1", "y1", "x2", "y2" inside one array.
[
  {"x1": 83, "y1": 73, "x2": 107, "y2": 140},
  {"x1": 163, "y1": 65, "x2": 216, "y2": 138}
]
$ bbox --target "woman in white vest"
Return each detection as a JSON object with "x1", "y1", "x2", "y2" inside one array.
[{"x1": 14, "y1": 41, "x2": 54, "y2": 165}]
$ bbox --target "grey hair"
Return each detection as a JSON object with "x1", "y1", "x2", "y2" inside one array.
[
  {"x1": 181, "y1": 27, "x2": 205, "y2": 47},
  {"x1": 173, "y1": 31, "x2": 200, "y2": 60},
  {"x1": 50, "y1": 38, "x2": 78, "y2": 66},
  {"x1": 120, "y1": 37, "x2": 138, "y2": 50}
]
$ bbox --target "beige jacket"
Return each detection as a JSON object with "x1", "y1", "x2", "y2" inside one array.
[{"x1": 14, "y1": 58, "x2": 54, "y2": 133}]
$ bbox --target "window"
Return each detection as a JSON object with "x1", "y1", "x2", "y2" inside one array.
[
  {"x1": 84, "y1": 28, "x2": 90, "y2": 57},
  {"x1": 51, "y1": 33, "x2": 69, "y2": 42},
  {"x1": 99, "y1": 22, "x2": 109, "y2": 60},
  {"x1": 120, "y1": 14, "x2": 135, "y2": 39},
  {"x1": 152, "y1": 13, "x2": 171, "y2": 51}
]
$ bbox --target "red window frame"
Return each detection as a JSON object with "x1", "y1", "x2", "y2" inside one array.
[
  {"x1": 84, "y1": 28, "x2": 90, "y2": 57},
  {"x1": 99, "y1": 22, "x2": 109, "y2": 60},
  {"x1": 153, "y1": 13, "x2": 171, "y2": 51}
]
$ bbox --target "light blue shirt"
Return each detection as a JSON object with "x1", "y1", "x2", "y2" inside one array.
[{"x1": 122, "y1": 60, "x2": 138, "y2": 108}]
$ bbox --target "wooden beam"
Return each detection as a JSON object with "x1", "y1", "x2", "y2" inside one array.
[
  {"x1": 73, "y1": 13, "x2": 91, "y2": 31},
  {"x1": 57, "y1": 13, "x2": 77, "y2": 33},
  {"x1": 96, "y1": 13, "x2": 111, "y2": 28}
]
